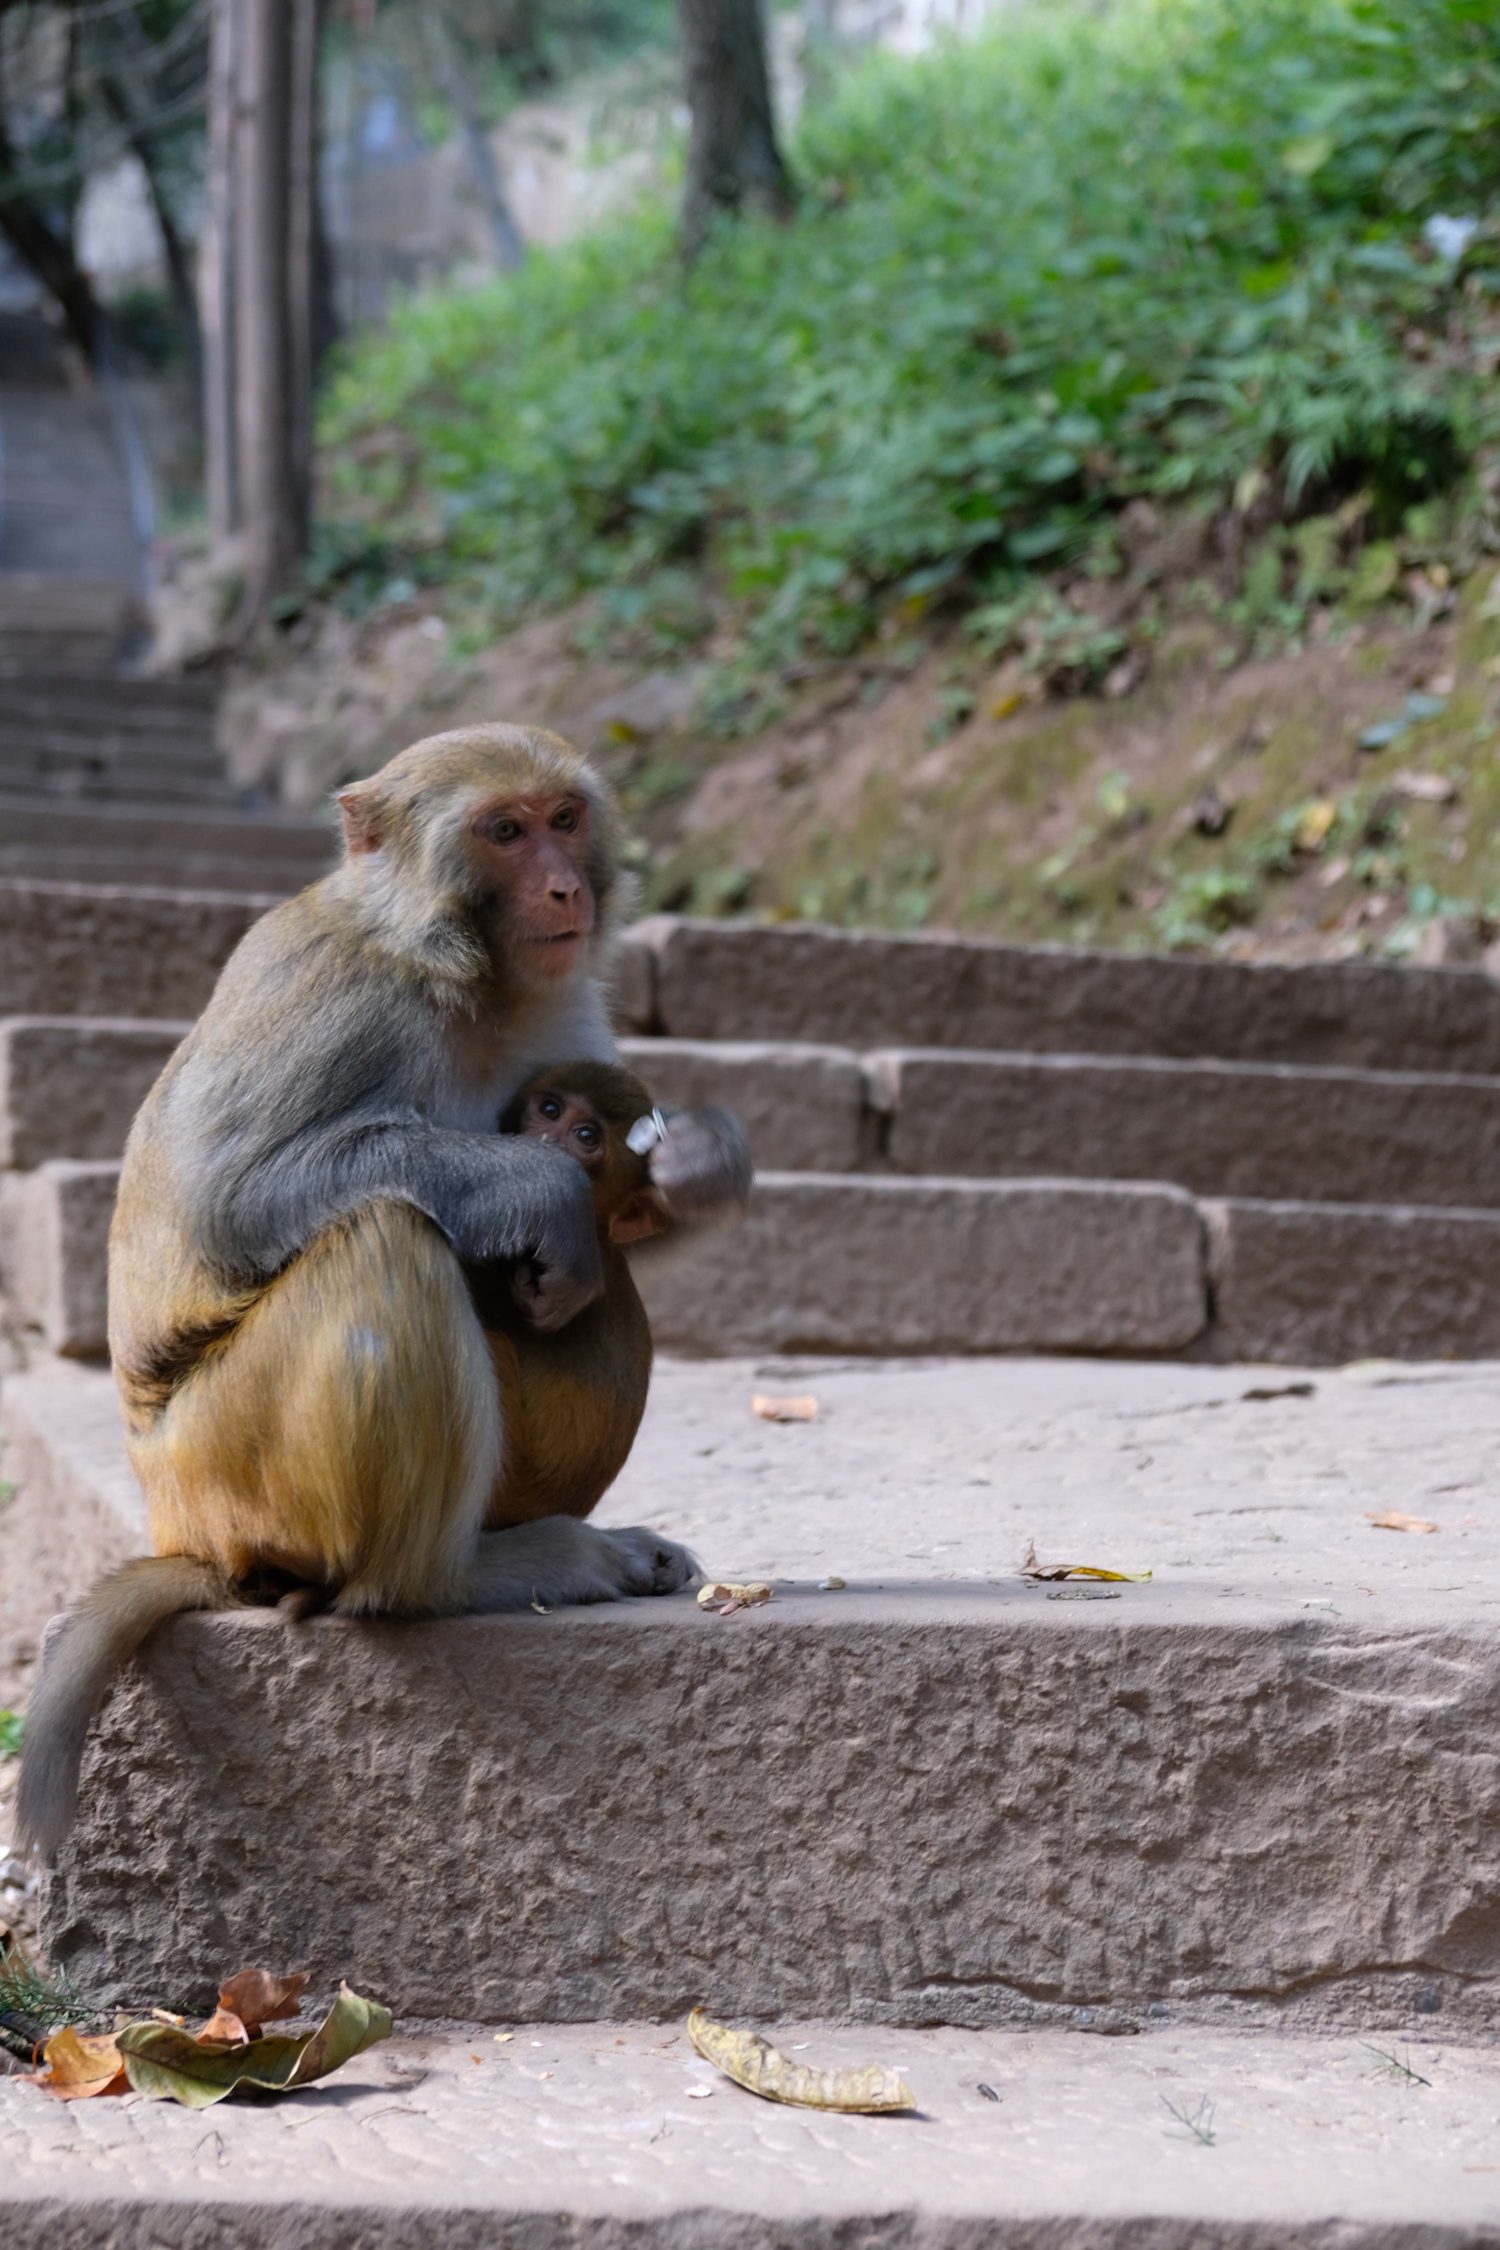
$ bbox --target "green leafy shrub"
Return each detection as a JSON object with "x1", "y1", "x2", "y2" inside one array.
[{"x1": 322, "y1": 0, "x2": 1500, "y2": 671}]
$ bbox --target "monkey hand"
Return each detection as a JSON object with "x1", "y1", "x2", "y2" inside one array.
[
  {"x1": 510, "y1": 1153, "x2": 605, "y2": 1330},
  {"x1": 648, "y1": 1105, "x2": 753, "y2": 1224}
]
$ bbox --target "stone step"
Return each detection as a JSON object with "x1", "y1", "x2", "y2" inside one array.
[
  {"x1": 6, "y1": 1352, "x2": 1499, "y2": 2032},
  {"x1": 0, "y1": 575, "x2": 139, "y2": 672},
  {"x1": 11, "y1": 1002, "x2": 1500, "y2": 1218},
  {"x1": 5, "y1": 2015, "x2": 1494, "y2": 2248},
  {"x1": 0, "y1": 670, "x2": 220, "y2": 721},
  {"x1": 0, "y1": 755, "x2": 242, "y2": 806},
  {"x1": 0, "y1": 843, "x2": 317, "y2": 894},
  {"x1": 0, "y1": 792, "x2": 335, "y2": 870},
  {"x1": 13, "y1": 894, "x2": 1500, "y2": 1087},
  {"x1": 0, "y1": 1018, "x2": 185, "y2": 1166},
  {"x1": 0, "y1": 881, "x2": 278, "y2": 1019},
  {"x1": 8, "y1": 1147, "x2": 1500, "y2": 1362},
  {"x1": 0, "y1": 701, "x2": 216, "y2": 745},
  {"x1": 873, "y1": 1047, "x2": 1500, "y2": 1207},
  {"x1": 644, "y1": 1174, "x2": 1500, "y2": 1359},
  {"x1": 633, "y1": 915, "x2": 1500, "y2": 1074},
  {"x1": 0, "y1": 1158, "x2": 118, "y2": 1354},
  {"x1": 0, "y1": 1164, "x2": 1208, "y2": 1360},
  {"x1": 0, "y1": 1021, "x2": 866, "y2": 1171},
  {"x1": 0, "y1": 724, "x2": 222, "y2": 768},
  {"x1": 0, "y1": 718, "x2": 219, "y2": 765}
]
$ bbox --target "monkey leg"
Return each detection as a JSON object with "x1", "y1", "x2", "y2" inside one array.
[{"x1": 131, "y1": 1201, "x2": 500, "y2": 1616}]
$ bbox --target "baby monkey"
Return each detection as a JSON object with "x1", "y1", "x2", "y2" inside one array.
[{"x1": 476, "y1": 1059, "x2": 671, "y2": 1527}]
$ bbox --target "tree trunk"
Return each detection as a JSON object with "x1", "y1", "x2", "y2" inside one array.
[
  {"x1": 97, "y1": 72, "x2": 202, "y2": 377},
  {"x1": 202, "y1": 0, "x2": 240, "y2": 539},
  {"x1": 0, "y1": 41, "x2": 102, "y2": 360},
  {"x1": 678, "y1": 0, "x2": 794, "y2": 259},
  {"x1": 202, "y1": 0, "x2": 321, "y2": 632},
  {"x1": 428, "y1": 10, "x2": 526, "y2": 273}
]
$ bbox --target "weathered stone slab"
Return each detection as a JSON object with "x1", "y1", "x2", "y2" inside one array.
[
  {"x1": 639, "y1": 1173, "x2": 1207, "y2": 1355},
  {"x1": 11, "y1": 2020, "x2": 1500, "y2": 2249},
  {"x1": 621, "y1": 1038, "x2": 866, "y2": 1173},
  {"x1": 874, "y1": 1048, "x2": 1500, "y2": 1207},
  {"x1": 644, "y1": 917, "x2": 1500, "y2": 1073},
  {"x1": 0, "y1": 1160, "x2": 116, "y2": 1355},
  {"x1": 0, "y1": 1017, "x2": 183, "y2": 1166},
  {"x1": 0, "y1": 880, "x2": 274, "y2": 1018},
  {"x1": 1204, "y1": 1198, "x2": 1500, "y2": 1364},
  {"x1": 0, "y1": 1166, "x2": 1206, "y2": 1363},
  {"x1": 39, "y1": 1589, "x2": 1500, "y2": 2030},
  {"x1": 608, "y1": 927, "x2": 656, "y2": 1033},
  {"x1": 0, "y1": 1367, "x2": 142, "y2": 1671},
  {"x1": 0, "y1": 793, "x2": 334, "y2": 869}
]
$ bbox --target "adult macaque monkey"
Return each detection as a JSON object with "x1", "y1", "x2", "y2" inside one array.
[{"x1": 18, "y1": 724, "x2": 750, "y2": 1854}]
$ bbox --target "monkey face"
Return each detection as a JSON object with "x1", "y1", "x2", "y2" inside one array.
[
  {"x1": 468, "y1": 793, "x2": 597, "y2": 978},
  {"x1": 521, "y1": 1088, "x2": 608, "y2": 1172},
  {"x1": 515, "y1": 1078, "x2": 669, "y2": 1248}
]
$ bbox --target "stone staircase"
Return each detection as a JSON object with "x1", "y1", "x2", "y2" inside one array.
[
  {"x1": 6, "y1": 667, "x2": 1500, "y2": 2243},
  {"x1": 0, "y1": 578, "x2": 334, "y2": 894},
  {"x1": 6, "y1": 901, "x2": 1500, "y2": 1361}
]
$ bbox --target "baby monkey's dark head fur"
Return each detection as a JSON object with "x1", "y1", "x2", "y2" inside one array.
[{"x1": 504, "y1": 1061, "x2": 668, "y2": 1247}]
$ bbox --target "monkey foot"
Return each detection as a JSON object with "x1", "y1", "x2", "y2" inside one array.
[{"x1": 601, "y1": 1524, "x2": 699, "y2": 1598}]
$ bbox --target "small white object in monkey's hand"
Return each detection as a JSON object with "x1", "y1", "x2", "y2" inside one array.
[{"x1": 626, "y1": 1107, "x2": 669, "y2": 1155}]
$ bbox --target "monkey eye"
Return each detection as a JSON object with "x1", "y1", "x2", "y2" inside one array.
[
  {"x1": 551, "y1": 804, "x2": 581, "y2": 833},
  {"x1": 537, "y1": 1095, "x2": 563, "y2": 1120},
  {"x1": 574, "y1": 1121, "x2": 602, "y2": 1150},
  {"x1": 484, "y1": 814, "x2": 523, "y2": 844}
]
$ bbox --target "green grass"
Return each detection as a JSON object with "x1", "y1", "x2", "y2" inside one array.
[{"x1": 321, "y1": 0, "x2": 1500, "y2": 683}]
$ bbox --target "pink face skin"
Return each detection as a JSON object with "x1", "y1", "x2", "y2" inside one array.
[
  {"x1": 470, "y1": 792, "x2": 597, "y2": 978},
  {"x1": 520, "y1": 1089, "x2": 606, "y2": 1172}
]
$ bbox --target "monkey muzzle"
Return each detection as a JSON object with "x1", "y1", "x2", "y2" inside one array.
[{"x1": 625, "y1": 1106, "x2": 669, "y2": 1156}]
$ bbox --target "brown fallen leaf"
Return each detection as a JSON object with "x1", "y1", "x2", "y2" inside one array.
[
  {"x1": 752, "y1": 1394, "x2": 819, "y2": 1423},
  {"x1": 1020, "y1": 1542, "x2": 1151, "y2": 1584},
  {"x1": 687, "y1": 2008, "x2": 914, "y2": 2113},
  {"x1": 1366, "y1": 1510, "x2": 1439, "y2": 1534},
  {"x1": 697, "y1": 1580, "x2": 773, "y2": 1616},
  {"x1": 29, "y1": 2026, "x2": 128, "y2": 2100},
  {"x1": 216, "y1": 1968, "x2": 309, "y2": 2033},
  {"x1": 116, "y1": 1981, "x2": 390, "y2": 2108},
  {"x1": 195, "y1": 2006, "x2": 251, "y2": 2048}
]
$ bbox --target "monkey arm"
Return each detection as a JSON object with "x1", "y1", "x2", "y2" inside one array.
[
  {"x1": 204, "y1": 1118, "x2": 604, "y2": 1321},
  {"x1": 648, "y1": 1105, "x2": 753, "y2": 1224}
]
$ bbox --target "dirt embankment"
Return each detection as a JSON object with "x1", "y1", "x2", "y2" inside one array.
[{"x1": 190, "y1": 513, "x2": 1500, "y2": 969}]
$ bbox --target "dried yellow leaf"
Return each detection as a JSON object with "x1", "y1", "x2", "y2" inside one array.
[
  {"x1": 1019, "y1": 1543, "x2": 1151, "y2": 1583},
  {"x1": 30, "y1": 2027, "x2": 127, "y2": 2100},
  {"x1": 697, "y1": 1581, "x2": 773, "y2": 1615},
  {"x1": 687, "y1": 2009, "x2": 914, "y2": 2113},
  {"x1": 1293, "y1": 798, "x2": 1338, "y2": 854},
  {"x1": 752, "y1": 1394, "x2": 819, "y2": 1423},
  {"x1": 1366, "y1": 1509, "x2": 1439, "y2": 1534}
]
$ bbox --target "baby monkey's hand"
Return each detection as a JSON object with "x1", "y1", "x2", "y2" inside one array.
[{"x1": 648, "y1": 1105, "x2": 753, "y2": 1223}]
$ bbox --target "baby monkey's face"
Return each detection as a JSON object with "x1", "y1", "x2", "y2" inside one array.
[
  {"x1": 510, "y1": 1068, "x2": 668, "y2": 1247},
  {"x1": 521, "y1": 1087, "x2": 608, "y2": 1172}
]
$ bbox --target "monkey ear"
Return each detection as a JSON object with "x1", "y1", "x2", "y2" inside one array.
[
  {"x1": 336, "y1": 785, "x2": 386, "y2": 856},
  {"x1": 607, "y1": 1188, "x2": 670, "y2": 1246}
]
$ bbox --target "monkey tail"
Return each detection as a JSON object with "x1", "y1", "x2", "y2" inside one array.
[{"x1": 16, "y1": 1555, "x2": 230, "y2": 1859}]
